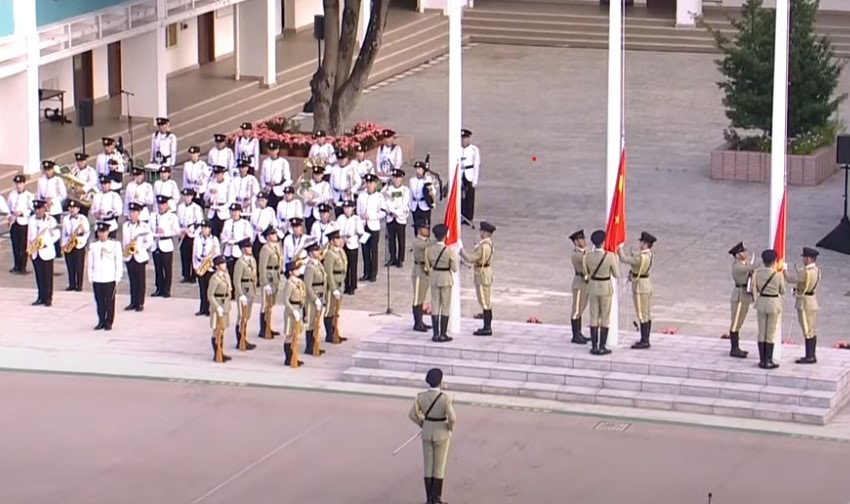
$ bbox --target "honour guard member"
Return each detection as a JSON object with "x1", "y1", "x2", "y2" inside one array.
[
  {"x1": 785, "y1": 247, "x2": 821, "y2": 364},
  {"x1": 208, "y1": 255, "x2": 233, "y2": 363},
  {"x1": 617, "y1": 231, "x2": 657, "y2": 349},
  {"x1": 122, "y1": 202, "x2": 154, "y2": 311},
  {"x1": 221, "y1": 202, "x2": 252, "y2": 278},
  {"x1": 251, "y1": 191, "x2": 277, "y2": 261},
  {"x1": 183, "y1": 146, "x2": 210, "y2": 207},
  {"x1": 753, "y1": 249, "x2": 786, "y2": 369},
  {"x1": 728, "y1": 242, "x2": 755, "y2": 358},
  {"x1": 259, "y1": 225, "x2": 283, "y2": 338},
  {"x1": 409, "y1": 161, "x2": 432, "y2": 231},
  {"x1": 376, "y1": 129, "x2": 402, "y2": 180},
  {"x1": 234, "y1": 159, "x2": 260, "y2": 219},
  {"x1": 37, "y1": 160, "x2": 67, "y2": 258},
  {"x1": 61, "y1": 200, "x2": 90, "y2": 291},
  {"x1": 72, "y1": 152, "x2": 98, "y2": 215},
  {"x1": 283, "y1": 251, "x2": 308, "y2": 367},
  {"x1": 205, "y1": 165, "x2": 234, "y2": 238},
  {"x1": 460, "y1": 221, "x2": 496, "y2": 336},
  {"x1": 95, "y1": 137, "x2": 124, "y2": 186},
  {"x1": 460, "y1": 129, "x2": 480, "y2": 224},
  {"x1": 275, "y1": 186, "x2": 303, "y2": 235},
  {"x1": 358, "y1": 173, "x2": 385, "y2": 282},
  {"x1": 587, "y1": 230, "x2": 619, "y2": 355},
  {"x1": 408, "y1": 368, "x2": 456, "y2": 504},
  {"x1": 91, "y1": 176, "x2": 122, "y2": 238},
  {"x1": 7, "y1": 174, "x2": 34, "y2": 274},
  {"x1": 309, "y1": 130, "x2": 336, "y2": 164},
  {"x1": 193, "y1": 221, "x2": 220, "y2": 316},
  {"x1": 27, "y1": 200, "x2": 60, "y2": 306},
  {"x1": 323, "y1": 229, "x2": 348, "y2": 344},
  {"x1": 352, "y1": 144, "x2": 375, "y2": 192},
  {"x1": 283, "y1": 217, "x2": 308, "y2": 267},
  {"x1": 304, "y1": 164, "x2": 332, "y2": 233},
  {"x1": 88, "y1": 222, "x2": 123, "y2": 330},
  {"x1": 303, "y1": 238, "x2": 328, "y2": 355},
  {"x1": 569, "y1": 230, "x2": 590, "y2": 344},
  {"x1": 425, "y1": 224, "x2": 457, "y2": 343},
  {"x1": 150, "y1": 117, "x2": 177, "y2": 167},
  {"x1": 411, "y1": 221, "x2": 432, "y2": 332},
  {"x1": 384, "y1": 168, "x2": 411, "y2": 268},
  {"x1": 329, "y1": 149, "x2": 361, "y2": 214},
  {"x1": 208, "y1": 133, "x2": 235, "y2": 179},
  {"x1": 311, "y1": 203, "x2": 337, "y2": 247},
  {"x1": 235, "y1": 122, "x2": 260, "y2": 175},
  {"x1": 177, "y1": 188, "x2": 204, "y2": 283},
  {"x1": 232, "y1": 238, "x2": 258, "y2": 351},
  {"x1": 261, "y1": 141, "x2": 292, "y2": 210},
  {"x1": 150, "y1": 195, "x2": 180, "y2": 297},
  {"x1": 154, "y1": 165, "x2": 180, "y2": 212},
  {"x1": 124, "y1": 167, "x2": 154, "y2": 222},
  {"x1": 337, "y1": 199, "x2": 367, "y2": 294}
]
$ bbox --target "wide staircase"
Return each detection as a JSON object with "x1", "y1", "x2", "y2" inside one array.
[{"x1": 463, "y1": 0, "x2": 850, "y2": 57}]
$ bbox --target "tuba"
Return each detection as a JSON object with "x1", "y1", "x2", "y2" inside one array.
[
  {"x1": 57, "y1": 166, "x2": 94, "y2": 208},
  {"x1": 296, "y1": 160, "x2": 321, "y2": 206}
]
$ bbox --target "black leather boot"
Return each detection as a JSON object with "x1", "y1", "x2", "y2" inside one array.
[
  {"x1": 324, "y1": 317, "x2": 335, "y2": 343},
  {"x1": 436, "y1": 316, "x2": 452, "y2": 342},
  {"x1": 577, "y1": 316, "x2": 587, "y2": 339},
  {"x1": 236, "y1": 326, "x2": 256, "y2": 351},
  {"x1": 589, "y1": 326, "x2": 599, "y2": 355},
  {"x1": 570, "y1": 318, "x2": 587, "y2": 344},
  {"x1": 598, "y1": 327, "x2": 612, "y2": 355},
  {"x1": 474, "y1": 310, "x2": 492, "y2": 336},
  {"x1": 305, "y1": 330, "x2": 314, "y2": 354},
  {"x1": 431, "y1": 315, "x2": 440, "y2": 341},
  {"x1": 424, "y1": 477, "x2": 433, "y2": 504},
  {"x1": 729, "y1": 331, "x2": 748, "y2": 358},
  {"x1": 284, "y1": 342, "x2": 292, "y2": 365},
  {"x1": 796, "y1": 337, "x2": 817, "y2": 364},
  {"x1": 764, "y1": 343, "x2": 779, "y2": 369},
  {"x1": 259, "y1": 313, "x2": 273, "y2": 339},
  {"x1": 413, "y1": 306, "x2": 428, "y2": 332},
  {"x1": 632, "y1": 322, "x2": 650, "y2": 349},
  {"x1": 432, "y1": 478, "x2": 446, "y2": 504},
  {"x1": 210, "y1": 337, "x2": 217, "y2": 359},
  {"x1": 757, "y1": 341, "x2": 767, "y2": 368}
]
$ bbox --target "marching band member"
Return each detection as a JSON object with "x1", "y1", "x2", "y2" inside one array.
[
  {"x1": 124, "y1": 167, "x2": 154, "y2": 222},
  {"x1": 352, "y1": 144, "x2": 375, "y2": 192},
  {"x1": 411, "y1": 221, "x2": 432, "y2": 332},
  {"x1": 235, "y1": 122, "x2": 260, "y2": 175},
  {"x1": 329, "y1": 149, "x2": 361, "y2": 215},
  {"x1": 409, "y1": 161, "x2": 433, "y2": 231},
  {"x1": 122, "y1": 202, "x2": 154, "y2": 312},
  {"x1": 91, "y1": 176, "x2": 123, "y2": 239},
  {"x1": 208, "y1": 133, "x2": 235, "y2": 180},
  {"x1": 150, "y1": 195, "x2": 181, "y2": 298},
  {"x1": 233, "y1": 159, "x2": 260, "y2": 220},
  {"x1": 88, "y1": 222, "x2": 123, "y2": 331},
  {"x1": 303, "y1": 164, "x2": 331, "y2": 233},
  {"x1": 183, "y1": 146, "x2": 210, "y2": 208},
  {"x1": 260, "y1": 141, "x2": 292, "y2": 210},
  {"x1": 308, "y1": 130, "x2": 335, "y2": 165},
  {"x1": 150, "y1": 117, "x2": 177, "y2": 167},
  {"x1": 258, "y1": 225, "x2": 283, "y2": 338},
  {"x1": 460, "y1": 129, "x2": 481, "y2": 223},
  {"x1": 193, "y1": 221, "x2": 220, "y2": 316},
  {"x1": 7, "y1": 174, "x2": 34, "y2": 274},
  {"x1": 275, "y1": 186, "x2": 302, "y2": 236},
  {"x1": 336, "y1": 199, "x2": 367, "y2": 295},
  {"x1": 311, "y1": 203, "x2": 337, "y2": 247},
  {"x1": 303, "y1": 238, "x2": 327, "y2": 355},
  {"x1": 383, "y1": 168, "x2": 411, "y2": 268},
  {"x1": 154, "y1": 165, "x2": 180, "y2": 213},
  {"x1": 177, "y1": 188, "x2": 204, "y2": 284},
  {"x1": 357, "y1": 173, "x2": 386, "y2": 282},
  {"x1": 37, "y1": 160, "x2": 67, "y2": 258},
  {"x1": 72, "y1": 152, "x2": 98, "y2": 216},
  {"x1": 208, "y1": 255, "x2": 233, "y2": 363},
  {"x1": 232, "y1": 238, "x2": 258, "y2": 351},
  {"x1": 61, "y1": 200, "x2": 90, "y2": 292},
  {"x1": 250, "y1": 191, "x2": 277, "y2": 262},
  {"x1": 221, "y1": 203, "x2": 253, "y2": 278},
  {"x1": 283, "y1": 251, "x2": 308, "y2": 367},
  {"x1": 106, "y1": 158, "x2": 124, "y2": 192},
  {"x1": 96, "y1": 138, "x2": 125, "y2": 191},
  {"x1": 322, "y1": 230, "x2": 348, "y2": 344},
  {"x1": 204, "y1": 165, "x2": 234, "y2": 238},
  {"x1": 283, "y1": 217, "x2": 307, "y2": 268},
  {"x1": 376, "y1": 129, "x2": 402, "y2": 181},
  {"x1": 27, "y1": 199, "x2": 60, "y2": 307}
]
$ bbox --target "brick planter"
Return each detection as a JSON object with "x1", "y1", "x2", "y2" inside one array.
[
  {"x1": 710, "y1": 144, "x2": 838, "y2": 186},
  {"x1": 283, "y1": 135, "x2": 416, "y2": 181}
]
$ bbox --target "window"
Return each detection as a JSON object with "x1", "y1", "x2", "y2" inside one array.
[{"x1": 165, "y1": 23, "x2": 178, "y2": 47}]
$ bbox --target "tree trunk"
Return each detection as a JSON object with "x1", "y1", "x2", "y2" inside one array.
[
  {"x1": 336, "y1": 0, "x2": 361, "y2": 94},
  {"x1": 311, "y1": 0, "x2": 342, "y2": 133}
]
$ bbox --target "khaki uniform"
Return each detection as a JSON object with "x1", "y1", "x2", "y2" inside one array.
[
  {"x1": 258, "y1": 242, "x2": 283, "y2": 336},
  {"x1": 208, "y1": 269, "x2": 233, "y2": 329},
  {"x1": 412, "y1": 236, "x2": 432, "y2": 306},
  {"x1": 460, "y1": 237, "x2": 493, "y2": 310},
  {"x1": 233, "y1": 255, "x2": 258, "y2": 321},
  {"x1": 304, "y1": 258, "x2": 327, "y2": 331},
  {"x1": 408, "y1": 389, "x2": 457, "y2": 479},
  {"x1": 730, "y1": 260, "x2": 754, "y2": 332},
  {"x1": 753, "y1": 266, "x2": 786, "y2": 343},
  {"x1": 787, "y1": 264, "x2": 820, "y2": 339},
  {"x1": 586, "y1": 250, "x2": 620, "y2": 327},
  {"x1": 618, "y1": 248, "x2": 653, "y2": 323},
  {"x1": 570, "y1": 248, "x2": 589, "y2": 320},
  {"x1": 282, "y1": 275, "x2": 306, "y2": 343},
  {"x1": 426, "y1": 242, "x2": 458, "y2": 317},
  {"x1": 323, "y1": 246, "x2": 347, "y2": 314}
]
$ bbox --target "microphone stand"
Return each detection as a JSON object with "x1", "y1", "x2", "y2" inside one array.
[
  {"x1": 120, "y1": 90, "x2": 136, "y2": 163},
  {"x1": 370, "y1": 221, "x2": 401, "y2": 318}
]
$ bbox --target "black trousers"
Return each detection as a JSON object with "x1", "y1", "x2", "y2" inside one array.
[
  {"x1": 226, "y1": 256, "x2": 236, "y2": 280},
  {"x1": 361, "y1": 228, "x2": 380, "y2": 281},
  {"x1": 344, "y1": 247, "x2": 358, "y2": 293},
  {"x1": 108, "y1": 229, "x2": 118, "y2": 240},
  {"x1": 51, "y1": 213, "x2": 63, "y2": 258},
  {"x1": 93, "y1": 281, "x2": 116, "y2": 327},
  {"x1": 193, "y1": 194, "x2": 206, "y2": 209},
  {"x1": 252, "y1": 238, "x2": 263, "y2": 263},
  {"x1": 33, "y1": 257, "x2": 54, "y2": 303},
  {"x1": 387, "y1": 221, "x2": 406, "y2": 265},
  {"x1": 305, "y1": 215, "x2": 316, "y2": 235},
  {"x1": 79, "y1": 206, "x2": 90, "y2": 217},
  {"x1": 210, "y1": 215, "x2": 225, "y2": 239},
  {"x1": 412, "y1": 209, "x2": 432, "y2": 233},
  {"x1": 10, "y1": 222, "x2": 27, "y2": 272},
  {"x1": 180, "y1": 238, "x2": 195, "y2": 282},
  {"x1": 152, "y1": 250, "x2": 173, "y2": 296},
  {"x1": 197, "y1": 272, "x2": 212, "y2": 314},
  {"x1": 126, "y1": 259, "x2": 147, "y2": 308},
  {"x1": 64, "y1": 247, "x2": 85, "y2": 290},
  {"x1": 462, "y1": 178, "x2": 475, "y2": 222},
  {"x1": 267, "y1": 192, "x2": 281, "y2": 213}
]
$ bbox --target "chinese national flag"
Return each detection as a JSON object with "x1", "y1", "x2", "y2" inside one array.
[
  {"x1": 773, "y1": 190, "x2": 787, "y2": 270},
  {"x1": 604, "y1": 148, "x2": 627, "y2": 252},
  {"x1": 444, "y1": 164, "x2": 461, "y2": 246}
]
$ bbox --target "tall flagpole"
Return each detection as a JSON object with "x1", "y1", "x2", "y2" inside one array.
[
  {"x1": 606, "y1": 0, "x2": 623, "y2": 347},
  {"x1": 770, "y1": 0, "x2": 791, "y2": 360},
  {"x1": 448, "y1": 0, "x2": 463, "y2": 335}
]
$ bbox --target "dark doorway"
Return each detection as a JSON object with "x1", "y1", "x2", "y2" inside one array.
[
  {"x1": 198, "y1": 12, "x2": 215, "y2": 66},
  {"x1": 107, "y1": 42, "x2": 122, "y2": 97},
  {"x1": 72, "y1": 50, "x2": 94, "y2": 102}
]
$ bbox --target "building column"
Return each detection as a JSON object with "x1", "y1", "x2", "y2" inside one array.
[
  {"x1": 676, "y1": 0, "x2": 702, "y2": 27},
  {"x1": 235, "y1": 0, "x2": 276, "y2": 87},
  {"x1": 6, "y1": 0, "x2": 41, "y2": 174},
  {"x1": 121, "y1": 28, "x2": 167, "y2": 119}
]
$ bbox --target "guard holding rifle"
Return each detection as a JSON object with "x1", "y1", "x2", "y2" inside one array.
[
  {"x1": 408, "y1": 368, "x2": 456, "y2": 504},
  {"x1": 232, "y1": 238, "x2": 258, "y2": 351},
  {"x1": 323, "y1": 230, "x2": 348, "y2": 344},
  {"x1": 728, "y1": 242, "x2": 755, "y2": 359},
  {"x1": 460, "y1": 221, "x2": 496, "y2": 336},
  {"x1": 258, "y1": 225, "x2": 283, "y2": 339},
  {"x1": 208, "y1": 255, "x2": 233, "y2": 363},
  {"x1": 569, "y1": 229, "x2": 590, "y2": 345},
  {"x1": 785, "y1": 247, "x2": 821, "y2": 365},
  {"x1": 304, "y1": 238, "x2": 328, "y2": 355},
  {"x1": 411, "y1": 221, "x2": 432, "y2": 332},
  {"x1": 283, "y1": 251, "x2": 307, "y2": 367}
]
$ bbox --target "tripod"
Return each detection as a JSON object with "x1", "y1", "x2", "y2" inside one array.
[
  {"x1": 120, "y1": 90, "x2": 136, "y2": 162},
  {"x1": 370, "y1": 224, "x2": 401, "y2": 318},
  {"x1": 816, "y1": 163, "x2": 850, "y2": 254}
]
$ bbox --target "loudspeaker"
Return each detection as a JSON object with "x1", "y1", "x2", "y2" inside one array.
[
  {"x1": 76, "y1": 99, "x2": 94, "y2": 128},
  {"x1": 313, "y1": 15, "x2": 325, "y2": 40},
  {"x1": 837, "y1": 135, "x2": 850, "y2": 165}
]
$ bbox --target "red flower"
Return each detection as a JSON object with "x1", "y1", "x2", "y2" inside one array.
[
  {"x1": 833, "y1": 341, "x2": 850, "y2": 349},
  {"x1": 661, "y1": 328, "x2": 677, "y2": 335},
  {"x1": 781, "y1": 337, "x2": 797, "y2": 345},
  {"x1": 526, "y1": 316, "x2": 541, "y2": 324}
]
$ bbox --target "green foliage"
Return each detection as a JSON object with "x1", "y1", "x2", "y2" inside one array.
[{"x1": 709, "y1": 0, "x2": 846, "y2": 154}]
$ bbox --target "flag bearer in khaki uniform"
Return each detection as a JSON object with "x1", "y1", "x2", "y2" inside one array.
[
  {"x1": 208, "y1": 255, "x2": 233, "y2": 363},
  {"x1": 232, "y1": 238, "x2": 257, "y2": 351},
  {"x1": 323, "y1": 230, "x2": 348, "y2": 344},
  {"x1": 283, "y1": 252, "x2": 307, "y2": 367},
  {"x1": 426, "y1": 224, "x2": 457, "y2": 343},
  {"x1": 785, "y1": 247, "x2": 821, "y2": 364},
  {"x1": 460, "y1": 221, "x2": 496, "y2": 336},
  {"x1": 617, "y1": 231, "x2": 656, "y2": 349},
  {"x1": 587, "y1": 230, "x2": 619, "y2": 355},
  {"x1": 569, "y1": 229, "x2": 590, "y2": 345},
  {"x1": 409, "y1": 368, "x2": 456, "y2": 504},
  {"x1": 728, "y1": 242, "x2": 755, "y2": 359},
  {"x1": 411, "y1": 221, "x2": 433, "y2": 332},
  {"x1": 753, "y1": 249, "x2": 786, "y2": 369},
  {"x1": 258, "y1": 225, "x2": 282, "y2": 339},
  {"x1": 303, "y1": 238, "x2": 327, "y2": 355}
]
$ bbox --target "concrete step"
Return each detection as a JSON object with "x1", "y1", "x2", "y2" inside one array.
[
  {"x1": 467, "y1": 36, "x2": 716, "y2": 53},
  {"x1": 341, "y1": 367, "x2": 832, "y2": 425},
  {"x1": 464, "y1": 25, "x2": 717, "y2": 46}
]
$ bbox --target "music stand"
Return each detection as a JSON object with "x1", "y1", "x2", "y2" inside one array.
[
  {"x1": 121, "y1": 90, "x2": 136, "y2": 162},
  {"x1": 370, "y1": 224, "x2": 401, "y2": 318},
  {"x1": 816, "y1": 163, "x2": 850, "y2": 254}
]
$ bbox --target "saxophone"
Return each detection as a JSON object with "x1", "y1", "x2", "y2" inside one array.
[
  {"x1": 123, "y1": 231, "x2": 150, "y2": 258},
  {"x1": 63, "y1": 220, "x2": 86, "y2": 254},
  {"x1": 196, "y1": 249, "x2": 216, "y2": 276},
  {"x1": 27, "y1": 225, "x2": 55, "y2": 256}
]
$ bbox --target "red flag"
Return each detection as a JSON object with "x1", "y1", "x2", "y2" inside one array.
[
  {"x1": 773, "y1": 190, "x2": 787, "y2": 270},
  {"x1": 603, "y1": 148, "x2": 627, "y2": 252},
  {"x1": 444, "y1": 164, "x2": 461, "y2": 246}
]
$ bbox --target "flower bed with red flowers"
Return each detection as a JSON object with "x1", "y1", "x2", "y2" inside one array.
[{"x1": 228, "y1": 118, "x2": 388, "y2": 156}]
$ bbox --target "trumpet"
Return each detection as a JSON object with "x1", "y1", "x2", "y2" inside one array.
[
  {"x1": 63, "y1": 220, "x2": 86, "y2": 254},
  {"x1": 123, "y1": 231, "x2": 150, "y2": 258}
]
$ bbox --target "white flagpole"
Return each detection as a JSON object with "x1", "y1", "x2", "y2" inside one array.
[
  {"x1": 770, "y1": 0, "x2": 791, "y2": 360},
  {"x1": 448, "y1": 0, "x2": 463, "y2": 335},
  {"x1": 606, "y1": 0, "x2": 623, "y2": 347}
]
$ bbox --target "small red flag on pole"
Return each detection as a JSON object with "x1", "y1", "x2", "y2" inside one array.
[
  {"x1": 773, "y1": 189, "x2": 787, "y2": 270},
  {"x1": 604, "y1": 147, "x2": 627, "y2": 252},
  {"x1": 444, "y1": 163, "x2": 461, "y2": 246}
]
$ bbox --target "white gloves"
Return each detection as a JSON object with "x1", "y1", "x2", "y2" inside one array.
[
  {"x1": 240, "y1": 295, "x2": 248, "y2": 306},
  {"x1": 216, "y1": 307, "x2": 224, "y2": 317},
  {"x1": 293, "y1": 310, "x2": 302, "y2": 322},
  {"x1": 264, "y1": 285, "x2": 273, "y2": 295},
  {"x1": 333, "y1": 290, "x2": 341, "y2": 300},
  {"x1": 315, "y1": 299, "x2": 323, "y2": 310}
]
